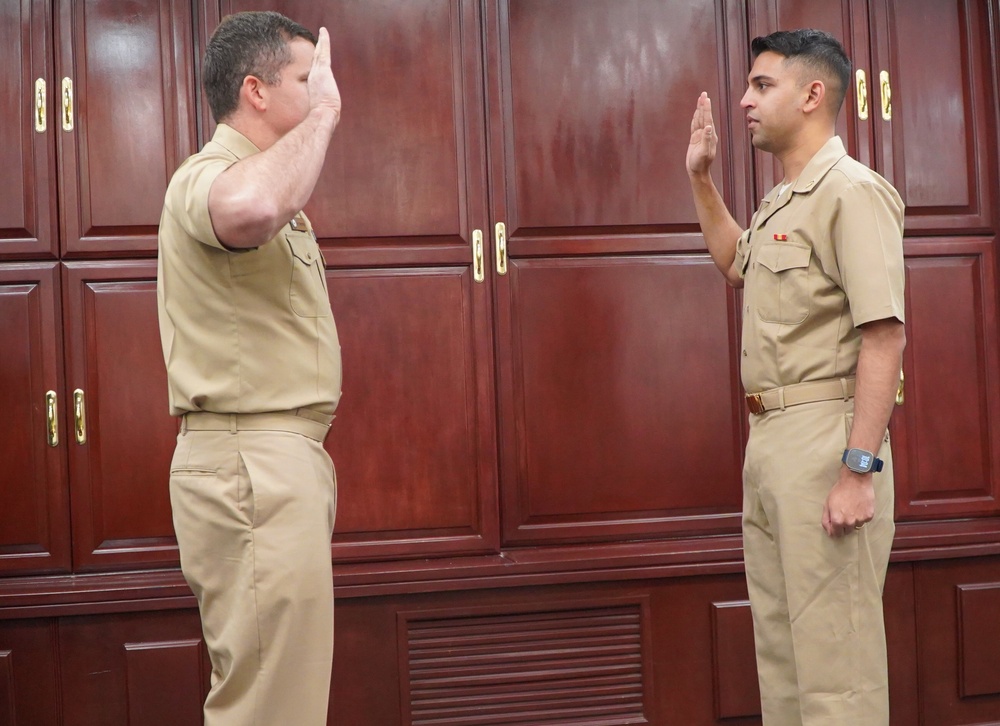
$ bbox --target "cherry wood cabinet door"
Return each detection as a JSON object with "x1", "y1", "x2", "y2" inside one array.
[
  {"x1": 0, "y1": 0, "x2": 58, "y2": 259},
  {"x1": 913, "y1": 557, "x2": 1000, "y2": 724},
  {"x1": 214, "y1": 0, "x2": 500, "y2": 561},
  {"x1": 62, "y1": 261, "x2": 178, "y2": 571},
  {"x1": 0, "y1": 619, "x2": 60, "y2": 725},
  {"x1": 59, "y1": 609, "x2": 207, "y2": 726},
  {"x1": 485, "y1": 0, "x2": 751, "y2": 547},
  {"x1": 55, "y1": 0, "x2": 198, "y2": 257},
  {"x1": 889, "y1": 239, "x2": 1000, "y2": 523},
  {"x1": 0, "y1": 263, "x2": 70, "y2": 575},
  {"x1": 869, "y1": 0, "x2": 997, "y2": 235}
]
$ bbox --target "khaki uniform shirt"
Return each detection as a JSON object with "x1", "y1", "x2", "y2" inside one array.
[
  {"x1": 734, "y1": 136, "x2": 904, "y2": 393},
  {"x1": 157, "y1": 124, "x2": 342, "y2": 416}
]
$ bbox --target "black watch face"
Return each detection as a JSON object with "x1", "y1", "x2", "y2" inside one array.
[{"x1": 846, "y1": 449, "x2": 873, "y2": 472}]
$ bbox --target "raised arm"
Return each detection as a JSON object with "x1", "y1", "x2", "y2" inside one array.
[
  {"x1": 209, "y1": 28, "x2": 342, "y2": 249},
  {"x1": 686, "y1": 92, "x2": 744, "y2": 287}
]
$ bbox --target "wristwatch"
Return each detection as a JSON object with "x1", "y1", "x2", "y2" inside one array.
[{"x1": 842, "y1": 448, "x2": 884, "y2": 474}]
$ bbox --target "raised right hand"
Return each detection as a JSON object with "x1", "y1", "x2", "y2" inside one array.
[
  {"x1": 309, "y1": 27, "x2": 342, "y2": 123},
  {"x1": 686, "y1": 92, "x2": 718, "y2": 177}
]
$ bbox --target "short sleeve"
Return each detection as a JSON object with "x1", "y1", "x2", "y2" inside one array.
[
  {"x1": 735, "y1": 228, "x2": 752, "y2": 279},
  {"x1": 163, "y1": 150, "x2": 234, "y2": 250},
  {"x1": 833, "y1": 181, "x2": 905, "y2": 326}
]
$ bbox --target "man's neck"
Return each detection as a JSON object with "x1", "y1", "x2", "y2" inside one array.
[
  {"x1": 223, "y1": 114, "x2": 277, "y2": 152},
  {"x1": 776, "y1": 129, "x2": 835, "y2": 185}
]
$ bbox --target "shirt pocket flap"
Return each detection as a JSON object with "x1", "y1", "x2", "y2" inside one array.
[
  {"x1": 285, "y1": 230, "x2": 317, "y2": 265},
  {"x1": 756, "y1": 242, "x2": 811, "y2": 274}
]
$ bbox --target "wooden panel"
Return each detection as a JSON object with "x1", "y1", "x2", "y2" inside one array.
[
  {"x1": 890, "y1": 241, "x2": 1000, "y2": 521},
  {"x1": 0, "y1": 0, "x2": 57, "y2": 259},
  {"x1": 746, "y1": 0, "x2": 873, "y2": 194},
  {"x1": 0, "y1": 650, "x2": 11, "y2": 726},
  {"x1": 710, "y1": 601, "x2": 760, "y2": 720},
  {"x1": 327, "y1": 268, "x2": 499, "y2": 561},
  {"x1": 60, "y1": 610, "x2": 206, "y2": 726},
  {"x1": 401, "y1": 600, "x2": 650, "y2": 724},
  {"x1": 0, "y1": 263, "x2": 70, "y2": 575},
  {"x1": 870, "y1": 0, "x2": 996, "y2": 233},
  {"x1": 499, "y1": 256, "x2": 742, "y2": 546},
  {"x1": 0, "y1": 620, "x2": 60, "y2": 726},
  {"x1": 914, "y1": 557, "x2": 1000, "y2": 724},
  {"x1": 491, "y1": 0, "x2": 752, "y2": 244},
  {"x1": 125, "y1": 639, "x2": 204, "y2": 725},
  {"x1": 884, "y1": 564, "x2": 919, "y2": 726},
  {"x1": 0, "y1": 651, "x2": 11, "y2": 726},
  {"x1": 55, "y1": 0, "x2": 197, "y2": 256},
  {"x1": 63, "y1": 261, "x2": 178, "y2": 571},
  {"x1": 327, "y1": 576, "x2": 757, "y2": 725},
  {"x1": 957, "y1": 583, "x2": 1000, "y2": 697},
  {"x1": 487, "y1": 0, "x2": 747, "y2": 550},
  {"x1": 221, "y1": 0, "x2": 490, "y2": 268}
]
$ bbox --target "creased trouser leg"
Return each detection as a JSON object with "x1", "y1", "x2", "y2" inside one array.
[
  {"x1": 170, "y1": 429, "x2": 337, "y2": 726},
  {"x1": 744, "y1": 400, "x2": 894, "y2": 726}
]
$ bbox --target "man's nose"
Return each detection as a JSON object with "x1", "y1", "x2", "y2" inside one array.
[{"x1": 739, "y1": 90, "x2": 753, "y2": 109}]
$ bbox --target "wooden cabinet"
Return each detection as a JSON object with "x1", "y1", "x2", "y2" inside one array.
[
  {"x1": 62, "y1": 262, "x2": 178, "y2": 572},
  {"x1": 0, "y1": 0, "x2": 58, "y2": 259},
  {"x1": 0, "y1": 261, "x2": 177, "y2": 577},
  {"x1": 0, "y1": 619, "x2": 60, "y2": 725},
  {"x1": 749, "y1": 0, "x2": 996, "y2": 233},
  {"x1": 1, "y1": 0, "x2": 198, "y2": 261},
  {"x1": 0, "y1": 263, "x2": 70, "y2": 574},
  {"x1": 0, "y1": 0, "x2": 194, "y2": 578},
  {"x1": 59, "y1": 610, "x2": 207, "y2": 726},
  {"x1": 486, "y1": 0, "x2": 750, "y2": 547},
  {"x1": 2, "y1": 1, "x2": 1000, "y2": 723}
]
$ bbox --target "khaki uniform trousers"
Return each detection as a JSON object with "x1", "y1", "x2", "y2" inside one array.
[
  {"x1": 170, "y1": 411, "x2": 337, "y2": 726},
  {"x1": 743, "y1": 398, "x2": 894, "y2": 726}
]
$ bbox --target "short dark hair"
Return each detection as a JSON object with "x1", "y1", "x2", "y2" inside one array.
[
  {"x1": 204, "y1": 11, "x2": 317, "y2": 123},
  {"x1": 751, "y1": 29, "x2": 851, "y2": 114}
]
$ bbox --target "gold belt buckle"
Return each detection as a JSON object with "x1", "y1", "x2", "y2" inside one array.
[{"x1": 746, "y1": 393, "x2": 765, "y2": 415}]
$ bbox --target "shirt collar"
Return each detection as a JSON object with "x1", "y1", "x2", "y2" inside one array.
[
  {"x1": 762, "y1": 135, "x2": 848, "y2": 203},
  {"x1": 210, "y1": 123, "x2": 261, "y2": 160}
]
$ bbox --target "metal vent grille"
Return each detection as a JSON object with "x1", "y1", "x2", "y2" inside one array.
[{"x1": 404, "y1": 604, "x2": 647, "y2": 725}]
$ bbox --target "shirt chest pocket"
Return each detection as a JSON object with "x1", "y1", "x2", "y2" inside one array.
[
  {"x1": 286, "y1": 231, "x2": 330, "y2": 318},
  {"x1": 753, "y1": 241, "x2": 812, "y2": 325}
]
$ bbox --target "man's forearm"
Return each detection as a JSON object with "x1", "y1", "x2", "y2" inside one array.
[
  {"x1": 689, "y1": 172, "x2": 744, "y2": 287},
  {"x1": 847, "y1": 318, "x2": 906, "y2": 456}
]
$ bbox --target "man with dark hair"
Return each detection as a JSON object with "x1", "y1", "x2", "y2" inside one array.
[
  {"x1": 686, "y1": 29, "x2": 905, "y2": 725},
  {"x1": 157, "y1": 10, "x2": 342, "y2": 725}
]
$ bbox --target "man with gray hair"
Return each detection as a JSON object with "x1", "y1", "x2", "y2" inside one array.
[{"x1": 157, "y1": 11, "x2": 342, "y2": 724}]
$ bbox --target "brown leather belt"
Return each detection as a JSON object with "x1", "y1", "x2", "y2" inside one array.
[
  {"x1": 180, "y1": 408, "x2": 333, "y2": 442},
  {"x1": 745, "y1": 377, "x2": 855, "y2": 415}
]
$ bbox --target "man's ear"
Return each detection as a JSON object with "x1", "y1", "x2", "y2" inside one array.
[
  {"x1": 801, "y1": 79, "x2": 826, "y2": 115},
  {"x1": 241, "y1": 75, "x2": 268, "y2": 113}
]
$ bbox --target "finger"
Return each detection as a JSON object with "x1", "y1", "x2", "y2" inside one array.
[
  {"x1": 314, "y1": 27, "x2": 331, "y2": 68},
  {"x1": 691, "y1": 92, "x2": 708, "y2": 131},
  {"x1": 700, "y1": 93, "x2": 714, "y2": 126}
]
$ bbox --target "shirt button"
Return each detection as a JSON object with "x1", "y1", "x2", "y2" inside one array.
[{"x1": 742, "y1": 350, "x2": 748, "y2": 357}]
